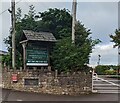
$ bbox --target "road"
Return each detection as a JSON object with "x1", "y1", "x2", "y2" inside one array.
[
  {"x1": 93, "y1": 75, "x2": 120, "y2": 93},
  {"x1": 1, "y1": 88, "x2": 119, "y2": 102}
]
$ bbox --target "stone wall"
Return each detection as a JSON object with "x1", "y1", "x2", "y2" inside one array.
[{"x1": 2, "y1": 70, "x2": 92, "y2": 95}]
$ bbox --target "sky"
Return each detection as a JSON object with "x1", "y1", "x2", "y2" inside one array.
[{"x1": 0, "y1": 0, "x2": 119, "y2": 67}]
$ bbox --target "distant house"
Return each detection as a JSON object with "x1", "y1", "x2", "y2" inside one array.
[{"x1": 0, "y1": 50, "x2": 8, "y2": 63}]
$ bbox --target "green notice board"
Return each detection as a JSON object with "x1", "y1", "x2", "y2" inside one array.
[{"x1": 26, "y1": 43, "x2": 48, "y2": 66}]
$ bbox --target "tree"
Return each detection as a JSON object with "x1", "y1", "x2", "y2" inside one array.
[
  {"x1": 51, "y1": 21, "x2": 100, "y2": 72},
  {"x1": 38, "y1": 9, "x2": 100, "y2": 72},
  {"x1": 39, "y1": 8, "x2": 72, "y2": 39},
  {"x1": 16, "y1": 8, "x2": 22, "y2": 22},
  {"x1": 2, "y1": 54, "x2": 11, "y2": 67},
  {"x1": 110, "y1": 29, "x2": 120, "y2": 47}
]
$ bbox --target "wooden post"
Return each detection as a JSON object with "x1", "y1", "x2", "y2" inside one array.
[
  {"x1": 47, "y1": 44, "x2": 50, "y2": 66},
  {"x1": 118, "y1": 46, "x2": 120, "y2": 74},
  {"x1": 72, "y1": 0, "x2": 77, "y2": 44},
  {"x1": 22, "y1": 43, "x2": 27, "y2": 70},
  {"x1": 55, "y1": 69, "x2": 58, "y2": 78},
  {"x1": 47, "y1": 43, "x2": 52, "y2": 71}
]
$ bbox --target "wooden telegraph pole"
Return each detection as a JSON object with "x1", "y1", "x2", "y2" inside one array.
[
  {"x1": 11, "y1": 0, "x2": 16, "y2": 70},
  {"x1": 118, "y1": 2, "x2": 120, "y2": 74},
  {"x1": 72, "y1": 0, "x2": 77, "y2": 44}
]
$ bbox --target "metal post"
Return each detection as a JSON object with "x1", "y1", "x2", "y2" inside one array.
[
  {"x1": 11, "y1": 0, "x2": 16, "y2": 70},
  {"x1": 92, "y1": 69, "x2": 97, "y2": 93},
  {"x1": 72, "y1": 0, "x2": 77, "y2": 44},
  {"x1": 97, "y1": 55, "x2": 101, "y2": 65},
  {"x1": 92, "y1": 70, "x2": 94, "y2": 92}
]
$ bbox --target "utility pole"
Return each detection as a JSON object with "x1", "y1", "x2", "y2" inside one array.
[
  {"x1": 118, "y1": 2, "x2": 120, "y2": 74},
  {"x1": 11, "y1": 0, "x2": 16, "y2": 70},
  {"x1": 72, "y1": 0, "x2": 77, "y2": 44}
]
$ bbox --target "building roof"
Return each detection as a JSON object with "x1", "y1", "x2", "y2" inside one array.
[
  {"x1": 0, "y1": 50, "x2": 8, "y2": 55},
  {"x1": 22, "y1": 30, "x2": 57, "y2": 42}
]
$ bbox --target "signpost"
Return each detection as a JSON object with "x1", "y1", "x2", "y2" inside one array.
[{"x1": 26, "y1": 43, "x2": 48, "y2": 66}]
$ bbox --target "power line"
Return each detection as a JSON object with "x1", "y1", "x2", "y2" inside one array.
[{"x1": 0, "y1": 0, "x2": 22, "y2": 16}]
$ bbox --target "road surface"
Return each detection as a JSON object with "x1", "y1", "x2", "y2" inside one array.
[
  {"x1": 1, "y1": 88, "x2": 119, "y2": 102},
  {"x1": 93, "y1": 75, "x2": 120, "y2": 93}
]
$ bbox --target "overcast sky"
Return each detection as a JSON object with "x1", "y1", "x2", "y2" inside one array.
[{"x1": 0, "y1": 1, "x2": 119, "y2": 67}]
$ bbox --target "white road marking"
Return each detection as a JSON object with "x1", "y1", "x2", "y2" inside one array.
[
  {"x1": 0, "y1": 84, "x2": 2, "y2": 87},
  {"x1": 17, "y1": 99, "x2": 23, "y2": 101},
  {"x1": 93, "y1": 76, "x2": 120, "y2": 87}
]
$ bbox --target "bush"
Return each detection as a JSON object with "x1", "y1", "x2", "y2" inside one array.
[
  {"x1": 95, "y1": 65, "x2": 118, "y2": 75},
  {"x1": 95, "y1": 65, "x2": 107, "y2": 75},
  {"x1": 105, "y1": 69, "x2": 116, "y2": 75}
]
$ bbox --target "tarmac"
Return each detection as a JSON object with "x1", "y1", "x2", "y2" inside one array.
[{"x1": 1, "y1": 88, "x2": 119, "y2": 103}]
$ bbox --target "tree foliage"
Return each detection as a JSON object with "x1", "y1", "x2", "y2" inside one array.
[
  {"x1": 52, "y1": 21, "x2": 100, "y2": 72},
  {"x1": 110, "y1": 29, "x2": 120, "y2": 47},
  {"x1": 39, "y1": 8, "x2": 72, "y2": 39},
  {"x1": 95, "y1": 65, "x2": 118, "y2": 75}
]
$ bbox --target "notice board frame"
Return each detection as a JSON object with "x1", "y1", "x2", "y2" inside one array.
[{"x1": 23, "y1": 77, "x2": 40, "y2": 87}]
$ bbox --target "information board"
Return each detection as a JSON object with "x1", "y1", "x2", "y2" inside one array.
[{"x1": 26, "y1": 43, "x2": 48, "y2": 66}]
